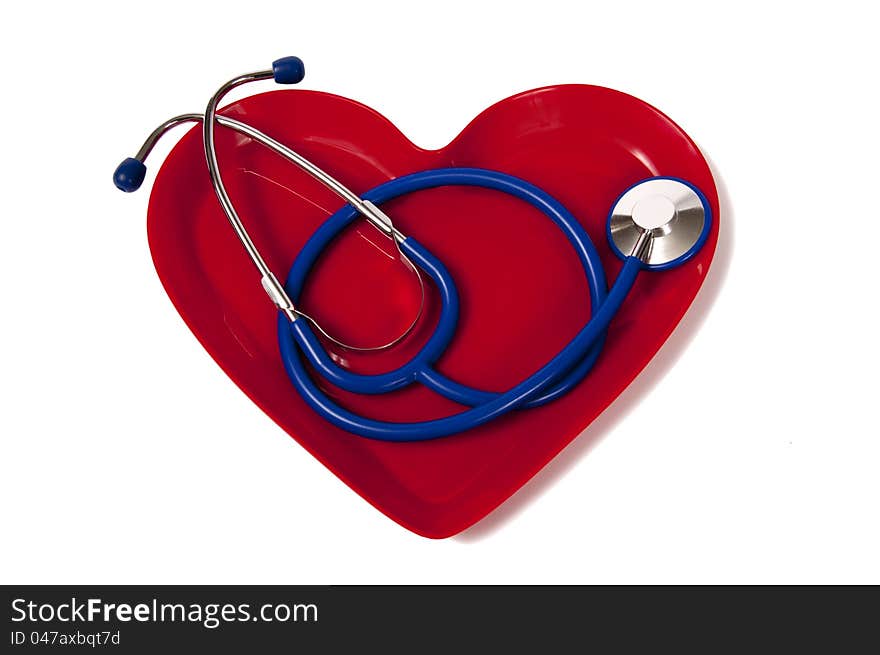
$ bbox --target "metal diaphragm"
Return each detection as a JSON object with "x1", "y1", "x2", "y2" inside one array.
[{"x1": 608, "y1": 178, "x2": 709, "y2": 268}]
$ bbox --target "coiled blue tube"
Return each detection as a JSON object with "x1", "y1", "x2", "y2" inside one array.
[{"x1": 277, "y1": 168, "x2": 640, "y2": 441}]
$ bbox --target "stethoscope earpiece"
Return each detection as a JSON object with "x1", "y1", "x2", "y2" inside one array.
[
  {"x1": 272, "y1": 56, "x2": 305, "y2": 85},
  {"x1": 113, "y1": 157, "x2": 147, "y2": 193}
]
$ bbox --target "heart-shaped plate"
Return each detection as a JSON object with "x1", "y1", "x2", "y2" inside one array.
[{"x1": 147, "y1": 85, "x2": 718, "y2": 537}]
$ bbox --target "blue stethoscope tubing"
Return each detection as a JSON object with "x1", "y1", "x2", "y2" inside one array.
[{"x1": 278, "y1": 167, "x2": 646, "y2": 441}]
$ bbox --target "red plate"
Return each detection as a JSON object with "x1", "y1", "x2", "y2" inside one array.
[{"x1": 147, "y1": 85, "x2": 718, "y2": 537}]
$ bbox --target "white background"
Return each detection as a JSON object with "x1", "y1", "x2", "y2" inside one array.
[{"x1": 1, "y1": 1, "x2": 877, "y2": 584}]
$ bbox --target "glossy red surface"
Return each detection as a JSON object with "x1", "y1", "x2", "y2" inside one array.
[{"x1": 147, "y1": 85, "x2": 718, "y2": 537}]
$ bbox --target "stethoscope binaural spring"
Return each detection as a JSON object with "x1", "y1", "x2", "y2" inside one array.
[{"x1": 115, "y1": 56, "x2": 712, "y2": 441}]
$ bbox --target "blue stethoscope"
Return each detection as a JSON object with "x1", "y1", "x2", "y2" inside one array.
[{"x1": 115, "y1": 57, "x2": 712, "y2": 442}]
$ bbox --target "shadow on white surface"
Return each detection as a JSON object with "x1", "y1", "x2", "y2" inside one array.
[{"x1": 457, "y1": 154, "x2": 734, "y2": 542}]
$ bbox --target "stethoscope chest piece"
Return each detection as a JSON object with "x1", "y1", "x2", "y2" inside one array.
[{"x1": 607, "y1": 177, "x2": 711, "y2": 269}]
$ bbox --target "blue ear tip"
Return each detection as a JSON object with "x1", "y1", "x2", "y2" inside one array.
[
  {"x1": 114, "y1": 157, "x2": 147, "y2": 192},
  {"x1": 272, "y1": 56, "x2": 305, "y2": 84}
]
